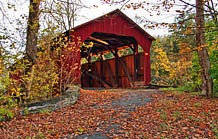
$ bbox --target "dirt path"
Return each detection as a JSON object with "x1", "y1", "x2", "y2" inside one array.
[{"x1": 65, "y1": 89, "x2": 160, "y2": 139}]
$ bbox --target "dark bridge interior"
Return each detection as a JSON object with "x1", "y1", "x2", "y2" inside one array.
[{"x1": 81, "y1": 32, "x2": 145, "y2": 88}]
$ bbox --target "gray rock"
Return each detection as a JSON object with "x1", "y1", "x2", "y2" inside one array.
[{"x1": 20, "y1": 85, "x2": 80, "y2": 115}]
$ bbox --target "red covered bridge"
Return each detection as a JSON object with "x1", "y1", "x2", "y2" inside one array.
[{"x1": 62, "y1": 9, "x2": 154, "y2": 88}]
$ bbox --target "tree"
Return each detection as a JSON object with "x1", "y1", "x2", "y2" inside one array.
[
  {"x1": 42, "y1": 0, "x2": 86, "y2": 32},
  {"x1": 195, "y1": 0, "x2": 213, "y2": 97},
  {"x1": 26, "y1": 0, "x2": 41, "y2": 64},
  {"x1": 25, "y1": 0, "x2": 41, "y2": 97}
]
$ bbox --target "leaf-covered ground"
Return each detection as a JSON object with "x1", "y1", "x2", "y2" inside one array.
[{"x1": 0, "y1": 89, "x2": 217, "y2": 139}]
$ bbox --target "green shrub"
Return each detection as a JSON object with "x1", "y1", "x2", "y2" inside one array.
[
  {"x1": 0, "y1": 107, "x2": 14, "y2": 121},
  {"x1": 0, "y1": 93, "x2": 17, "y2": 121},
  {"x1": 23, "y1": 107, "x2": 29, "y2": 116}
]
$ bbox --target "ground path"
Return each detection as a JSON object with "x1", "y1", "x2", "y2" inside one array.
[{"x1": 70, "y1": 89, "x2": 159, "y2": 139}]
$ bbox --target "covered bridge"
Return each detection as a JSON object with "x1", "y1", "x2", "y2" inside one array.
[{"x1": 62, "y1": 9, "x2": 154, "y2": 88}]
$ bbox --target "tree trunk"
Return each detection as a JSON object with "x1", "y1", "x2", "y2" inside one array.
[
  {"x1": 195, "y1": 0, "x2": 213, "y2": 97},
  {"x1": 25, "y1": 0, "x2": 41, "y2": 97},
  {"x1": 26, "y1": 0, "x2": 41, "y2": 64}
]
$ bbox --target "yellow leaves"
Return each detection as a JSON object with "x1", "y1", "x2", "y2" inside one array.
[
  {"x1": 153, "y1": 46, "x2": 172, "y2": 72},
  {"x1": 12, "y1": 47, "x2": 61, "y2": 102},
  {"x1": 0, "y1": 61, "x2": 3, "y2": 75},
  {"x1": 10, "y1": 87, "x2": 21, "y2": 97},
  {"x1": 82, "y1": 42, "x2": 94, "y2": 48},
  {"x1": 196, "y1": 44, "x2": 207, "y2": 52},
  {"x1": 152, "y1": 43, "x2": 193, "y2": 85},
  {"x1": 33, "y1": 0, "x2": 40, "y2": 4},
  {"x1": 63, "y1": 45, "x2": 68, "y2": 48},
  {"x1": 29, "y1": 4, "x2": 34, "y2": 13},
  {"x1": 184, "y1": 27, "x2": 192, "y2": 35}
]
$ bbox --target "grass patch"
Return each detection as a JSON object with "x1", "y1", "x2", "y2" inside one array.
[
  {"x1": 172, "y1": 111, "x2": 181, "y2": 119},
  {"x1": 159, "y1": 122, "x2": 169, "y2": 130},
  {"x1": 210, "y1": 121, "x2": 218, "y2": 137},
  {"x1": 193, "y1": 102, "x2": 201, "y2": 107},
  {"x1": 160, "y1": 87, "x2": 179, "y2": 92},
  {"x1": 160, "y1": 87, "x2": 191, "y2": 92},
  {"x1": 159, "y1": 110, "x2": 168, "y2": 121},
  {"x1": 188, "y1": 91, "x2": 201, "y2": 96},
  {"x1": 39, "y1": 109, "x2": 51, "y2": 114},
  {"x1": 35, "y1": 131, "x2": 45, "y2": 139},
  {"x1": 160, "y1": 87, "x2": 202, "y2": 97},
  {"x1": 75, "y1": 127, "x2": 86, "y2": 135}
]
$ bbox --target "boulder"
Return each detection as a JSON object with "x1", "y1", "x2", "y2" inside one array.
[{"x1": 20, "y1": 85, "x2": 80, "y2": 115}]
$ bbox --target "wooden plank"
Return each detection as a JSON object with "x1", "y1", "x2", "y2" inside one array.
[
  {"x1": 134, "y1": 42, "x2": 138, "y2": 80},
  {"x1": 100, "y1": 54, "x2": 104, "y2": 87},
  {"x1": 103, "y1": 44, "x2": 119, "y2": 87},
  {"x1": 118, "y1": 58, "x2": 134, "y2": 87},
  {"x1": 87, "y1": 56, "x2": 92, "y2": 87},
  {"x1": 115, "y1": 49, "x2": 119, "y2": 87},
  {"x1": 117, "y1": 45, "x2": 132, "y2": 51},
  {"x1": 103, "y1": 61, "x2": 116, "y2": 87},
  {"x1": 88, "y1": 36, "x2": 109, "y2": 45}
]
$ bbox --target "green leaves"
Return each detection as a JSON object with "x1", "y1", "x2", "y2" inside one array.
[{"x1": 0, "y1": 107, "x2": 14, "y2": 121}]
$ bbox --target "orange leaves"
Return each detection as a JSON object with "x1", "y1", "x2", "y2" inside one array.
[
  {"x1": 120, "y1": 91, "x2": 217, "y2": 138},
  {"x1": 0, "y1": 90, "x2": 217, "y2": 138}
]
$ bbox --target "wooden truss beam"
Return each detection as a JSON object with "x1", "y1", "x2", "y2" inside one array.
[
  {"x1": 88, "y1": 36, "x2": 109, "y2": 45},
  {"x1": 85, "y1": 72, "x2": 112, "y2": 88},
  {"x1": 119, "y1": 58, "x2": 134, "y2": 87}
]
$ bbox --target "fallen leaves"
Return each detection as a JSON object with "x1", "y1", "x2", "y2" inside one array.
[
  {"x1": 0, "y1": 90, "x2": 217, "y2": 139},
  {"x1": 124, "y1": 92, "x2": 218, "y2": 138}
]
